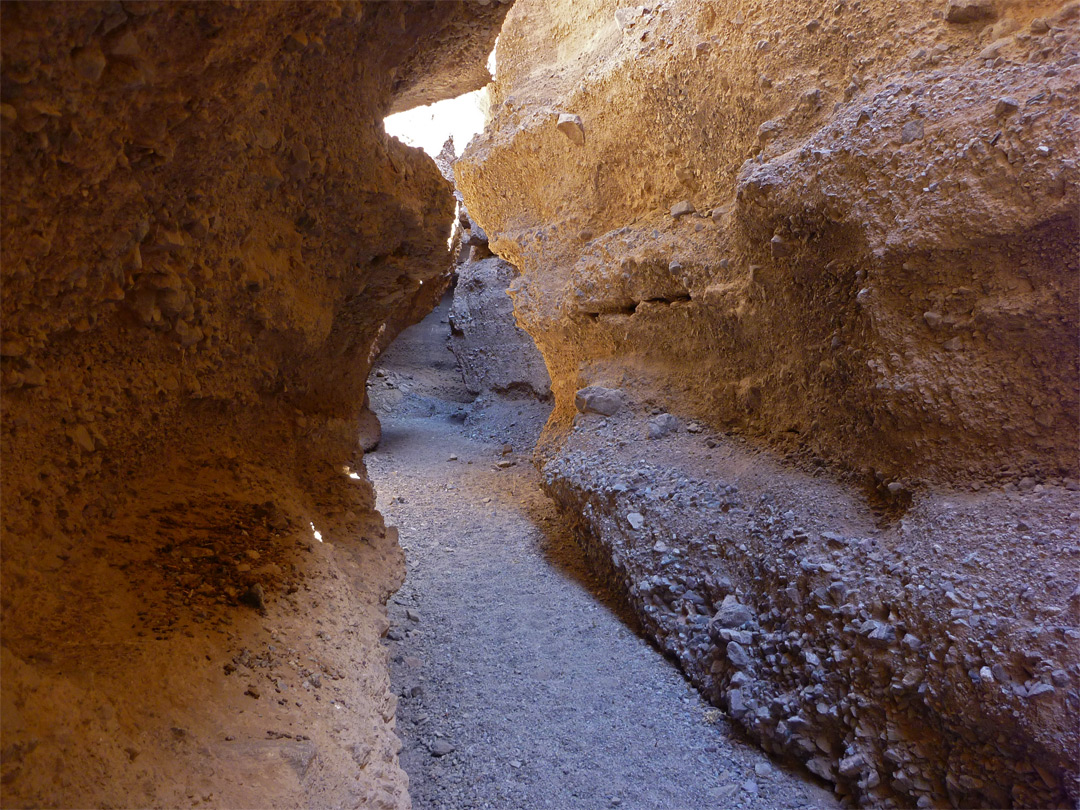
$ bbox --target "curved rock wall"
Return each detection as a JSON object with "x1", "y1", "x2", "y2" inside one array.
[
  {"x1": 458, "y1": 0, "x2": 1078, "y2": 486},
  {"x1": 457, "y1": 0, "x2": 1079, "y2": 806},
  {"x1": 0, "y1": 2, "x2": 508, "y2": 807}
]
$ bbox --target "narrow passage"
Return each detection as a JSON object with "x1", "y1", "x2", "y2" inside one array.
[{"x1": 366, "y1": 300, "x2": 836, "y2": 810}]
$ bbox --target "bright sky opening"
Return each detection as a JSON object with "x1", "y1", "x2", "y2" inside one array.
[{"x1": 383, "y1": 41, "x2": 497, "y2": 159}]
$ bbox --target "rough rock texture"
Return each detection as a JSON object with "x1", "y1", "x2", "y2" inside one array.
[
  {"x1": 546, "y1": 411, "x2": 1079, "y2": 808},
  {"x1": 0, "y1": 2, "x2": 507, "y2": 807},
  {"x1": 385, "y1": 3, "x2": 510, "y2": 115},
  {"x1": 450, "y1": 257, "x2": 552, "y2": 400},
  {"x1": 458, "y1": 0, "x2": 1078, "y2": 484},
  {"x1": 457, "y1": 0, "x2": 1080, "y2": 806}
]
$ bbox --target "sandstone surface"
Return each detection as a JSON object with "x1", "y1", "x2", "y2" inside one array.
[
  {"x1": 457, "y1": 0, "x2": 1080, "y2": 805},
  {"x1": 0, "y1": 2, "x2": 508, "y2": 807}
]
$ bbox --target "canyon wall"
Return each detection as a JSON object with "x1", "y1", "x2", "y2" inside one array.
[
  {"x1": 457, "y1": 0, "x2": 1079, "y2": 806},
  {"x1": 0, "y1": 2, "x2": 508, "y2": 807}
]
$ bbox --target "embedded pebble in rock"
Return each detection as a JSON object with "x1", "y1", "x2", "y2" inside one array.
[
  {"x1": 575, "y1": 386, "x2": 626, "y2": 417},
  {"x1": 556, "y1": 113, "x2": 586, "y2": 146},
  {"x1": 670, "y1": 200, "x2": 696, "y2": 218}
]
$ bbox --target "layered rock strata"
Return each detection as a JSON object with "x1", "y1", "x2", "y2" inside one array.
[
  {"x1": 0, "y1": 2, "x2": 508, "y2": 807},
  {"x1": 457, "y1": 0, "x2": 1079, "y2": 806}
]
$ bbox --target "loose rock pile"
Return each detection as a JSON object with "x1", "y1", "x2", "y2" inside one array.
[{"x1": 545, "y1": 405, "x2": 1078, "y2": 808}]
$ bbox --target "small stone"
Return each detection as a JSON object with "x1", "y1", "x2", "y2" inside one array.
[
  {"x1": 627, "y1": 512, "x2": 645, "y2": 530},
  {"x1": 945, "y1": 0, "x2": 997, "y2": 24},
  {"x1": 430, "y1": 739, "x2": 456, "y2": 757},
  {"x1": 111, "y1": 30, "x2": 141, "y2": 58},
  {"x1": 900, "y1": 119, "x2": 924, "y2": 144},
  {"x1": 496, "y1": 459, "x2": 515, "y2": 469},
  {"x1": 770, "y1": 235, "x2": 792, "y2": 258},
  {"x1": 245, "y1": 686, "x2": 260, "y2": 699},
  {"x1": 923, "y1": 311, "x2": 942, "y2": 329},
  {"x1": 742, "y1": 780, "x2": 758, "y2": 795},
  {"x1": 239, "y1": 583, "x2": 266, "y2": 613},
  {"x1": 713, "y1": 594, "x2": 755, "y2": 629},
  {"x1": 806, "y1": 757, "x2": 833, "y2": 780},
  {"x1": 757, "y1": 119, "x2": 783, "y2": 141},
  {"x1": 754, "y1": 762, "x2": 772, "y2": 777},
  {"x1": 0, "y1": 338, "x2": 27, "y2": 357},
  {"x1": 648, "y1": 413, "x2": 679, "y2": 439},
  {"x1": 447, "y1": 455, "x2": 458, "y2": 461},
  {"x1": 1026, "y1": 683, "x2": 1055, "y2": 698},
  {"x1": 575, "y1": 386, "x2": 625, "y2": 416},
  {"x1": 838, "y1": 753, "x2": 866, "y2": 778},
  {"x1": 994, "y1": 97, "x2": 1019, "y2": 117},
  {"x1": 727, "y1": 641, "x2": 752, "y2": 669},
  {"x1": 556, "y1": 113, "x2": 585, "y2": 146},
  {"x1": 68, "y1": 424, "x2": 96, "y2": 453},
  {"x1": 728, "y1": 688, "x2": 749, "y2": 718},
  {"x1": 863, "y1": 620, "x2": 897, "y2": 647},
  {"x1": 670, "y1": 200, "x2": 695, "y2": 218},
  {"x1": 405, "y1": 609, "x2": 420, "y2": 622}
]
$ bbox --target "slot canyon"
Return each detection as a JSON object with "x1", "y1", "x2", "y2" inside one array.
[{"x1": 0, "y1": 1, "x2": 1077, "y2": 808}]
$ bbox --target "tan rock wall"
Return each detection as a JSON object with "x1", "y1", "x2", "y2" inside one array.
[
  {"x1": 458, "y1": 0, "x2": 1079, "y2": 487},
  {"x1": 0, "y1": 2, "x2": 508, "y2": 806},
  {"x1": 458, "y1": 0, "x2": 1080, "y2": 806}
]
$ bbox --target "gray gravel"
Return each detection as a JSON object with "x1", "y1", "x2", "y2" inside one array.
[
  {"x1": 366, "y1": 297, "x2": 837, "y2": 810},
  {"x1": 369, "y1": 415, "x2": 836, "y2": 810},
  {"x1": 366, "y1": 326, "x2": 836, "y2": 808}
]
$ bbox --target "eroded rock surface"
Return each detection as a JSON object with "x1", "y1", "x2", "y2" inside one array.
[
  {"x1": 545, "y1": 411, "x2": 1079, "y2": 808},
  {"x1": 458, "y1": 0, "x2": 1078, "y2": 483},
  {"x1": 450, "y1": 257, "x2": 552, "y2": 400},
  {"x1": 0, "y1": 2, "x2": 508, "y2": 807},
  {"x1": 457, "y1": 0, "x2": 1080, "y2": 806}
]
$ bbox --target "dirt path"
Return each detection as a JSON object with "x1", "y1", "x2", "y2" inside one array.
[{"x1": 365, "y1": 303, "x2": 837, "y2": 810}]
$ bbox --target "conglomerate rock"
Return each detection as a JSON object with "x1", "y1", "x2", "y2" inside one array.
[
  {"x1": 0, "y1": 2, "x2": 508, "y2": 807},
  {"x1": 457, "y1": 0, "x2": 1079, "y2": 806}
]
